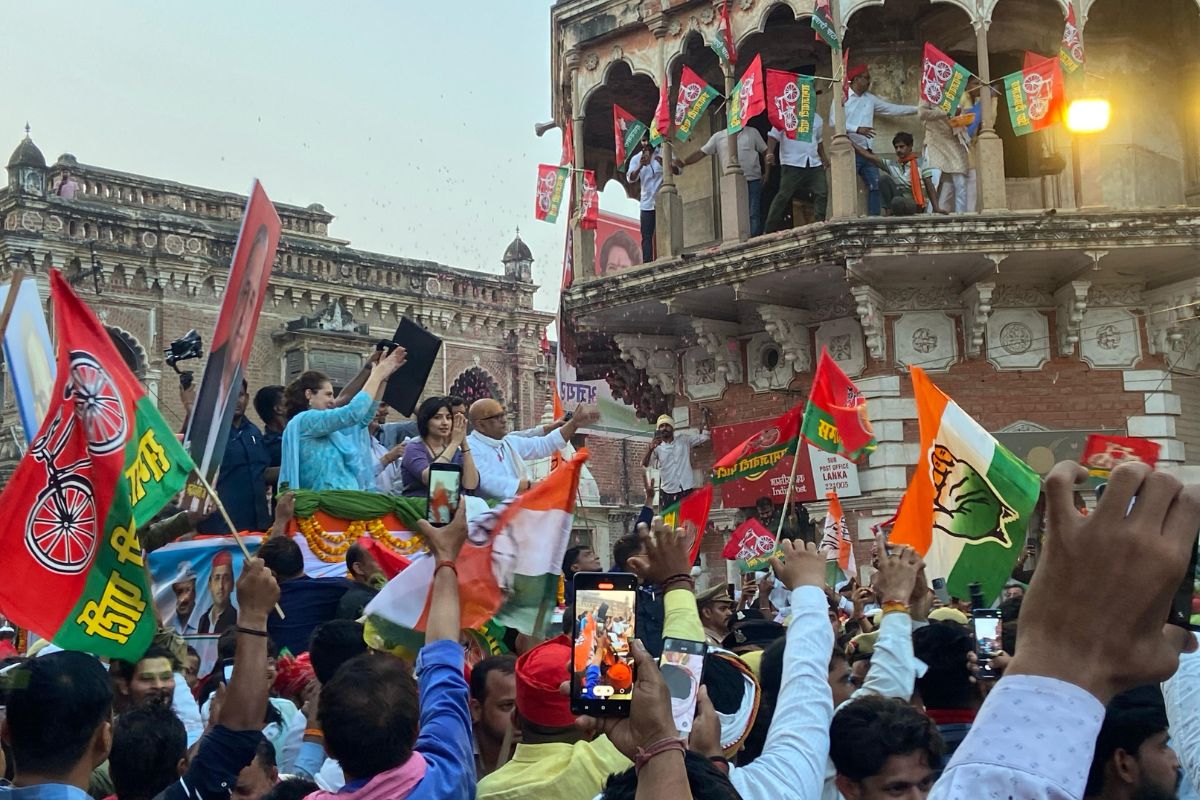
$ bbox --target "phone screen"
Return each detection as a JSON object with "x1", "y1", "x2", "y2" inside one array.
[
  {"x1": 570, "y1": 575, "x2": 637, "y2": 716},
  {"x1": 427, "y1": 463, "x2": 462, "y2": 526},
  {"x1": 1171, "y1": 526, "x2": 1200, "y2": 631},
  {"x1": 971, "y1": 610, "x2": 1002, "y2": 665},
  {"x1": 660, "y1": 638, "x2": 706, "y2": 734}
]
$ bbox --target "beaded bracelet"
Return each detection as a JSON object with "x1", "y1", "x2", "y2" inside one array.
[
  {"x1": 880, "y1": 600, "x2": 910, "y2": 616},
  {"x1": 633, "y1": 737, "x2": 687, "y2": 774}
]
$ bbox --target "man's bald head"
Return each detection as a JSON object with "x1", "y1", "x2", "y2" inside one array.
[{"x1": 470, "y1": 398, "x2": 509, "y2": 439}]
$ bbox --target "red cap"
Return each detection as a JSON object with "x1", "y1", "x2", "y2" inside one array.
[
  {"x1": 607, "y1": 660, "x2": 632, "y2": 692},
  {"x1": 273, "y1": 652, "x2": 315, "y2": 699},
  {"x1": 212, "y1": 550, "x2": 233, "y2": 568},
  {"x1": 847, "y1": 64, "x2": 868, "y2": 82},
  {"x1": 515, "y1": 635, "x2": 576, "y2": 728}
]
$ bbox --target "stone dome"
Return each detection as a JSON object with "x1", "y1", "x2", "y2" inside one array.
[
  {"x1": 502, "y1": 231, "x2": 533, "y2": 265},
  {"x1": 8, "y1": 135, "x2": 46, "y2": 170}
]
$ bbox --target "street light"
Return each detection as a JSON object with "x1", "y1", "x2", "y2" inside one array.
[{"x1": 1066, "y1": 98, "x2": 1111, "y2": 209}]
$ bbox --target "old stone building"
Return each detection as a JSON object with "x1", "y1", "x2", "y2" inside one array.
[
  {"x1": 552, "y1": 0, "x2": 1200, "y2": 581},
  {"x1": 0, "y1": 131, "x2": 554, "y2": 477}
]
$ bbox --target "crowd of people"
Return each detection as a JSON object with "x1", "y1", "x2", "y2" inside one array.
[
  {"x1": 627, "y1": 61, "x2": 990, "y2": 254},
  {"x1": 2, "y1": 460, "x2": 1199, "y2": 800}
]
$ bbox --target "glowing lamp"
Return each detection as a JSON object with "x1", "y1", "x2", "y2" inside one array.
[{"x1": 1066, "y1": 99, "x2": 1111, "y2": 134}]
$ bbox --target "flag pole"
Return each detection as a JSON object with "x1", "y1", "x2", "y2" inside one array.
[
  {"x1": 775, "y1": 441, "x2": 804, "y2": 542},
  {"x1": 0, "y1": 268, "x2": 27, "y2": 344},
  {"x1": 189, "y1": 466, "x2": 285, "y2": 619}
]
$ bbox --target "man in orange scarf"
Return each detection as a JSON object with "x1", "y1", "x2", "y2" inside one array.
[{"x1": 851, "y1": 131, "x2": 942, "y2": 216}]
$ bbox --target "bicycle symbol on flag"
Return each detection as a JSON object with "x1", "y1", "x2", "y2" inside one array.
[
  {"x1": 24, "y1": 351, "x2": 128, "y2": 575},
  {"x1": 922, "y1": 58, "x2": 954, "y2": 104}
]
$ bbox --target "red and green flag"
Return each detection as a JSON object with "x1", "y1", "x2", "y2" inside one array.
[
  {"x1": 712, "y1": 404, "x2": 803, "y2": 484},
  {"x1": 812, "y1": 0, "x2": 840, "y2": 50},
  {"x1": 727, "y1": 54, "x2": 765, "y2": 135},
  {"x1": 1059, "y1": 6, "x2": 1085, "y2": 82},
  {"x1": 614, "y1": 104, "x2": 648, "y2": 170},
  {"x1": 578, "y1": 169, "x2": 599, "y2": 231},
  {"x1": 722, "y1": 519, "x2": 782, "y2": 573},
  {"x1": 662, "y1": 483, "x2": 714, "y2": 563},
  {"x1": 766, "y1": 69, "x2": 817, "y2": 142},
  {"x1": 675, "y1": 66, "x2": 721, "y2": 143},
  {"x1": 889, "y1": 368, "x2": 1041, "y2": 603},
  {"x1": 710, "y1": 0, "x2": 737, "y2": 66},
  {"x1": 650, "y1": 74, "x2": 671, "y2": 146},
  {"x1": 0, "y1": 270, "x2": 195, "y2": 659},
  {"x1": 800, "y1": 348, "x2": 877, "y2": 462},
  {"x1": 1002, "y1": 53, "x2": 1064, "y2": 136},
  {"x1": 921, "y1": 43, "x2": 971, "y2": 115},
  {"x1": 534, "y1": 163, "x2": 570, "y2": 224}
]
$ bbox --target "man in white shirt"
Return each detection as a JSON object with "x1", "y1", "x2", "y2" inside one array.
[
  {"x1": 627, "y1": 134, "x2": 665, "y2": 264},
  {"x1": 466, "y1": 398, "x2": 599, "y2": 501},
  {"x1": 844, "y1": 64, "x2": 918, "y2": 216},
  {"x1": 641, "y1": 414, "x2": 709, "y2": 508},
  {"x1": 674, "y1": 126, "x2": 769, "y2": 235},
  {"x1": 764, "y1": 113, "x2": 828, "y2": 232}
]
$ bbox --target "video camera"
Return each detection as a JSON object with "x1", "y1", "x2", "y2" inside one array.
[{"x1": 165, "y1": 330, "x2": 204, "y2": 390}]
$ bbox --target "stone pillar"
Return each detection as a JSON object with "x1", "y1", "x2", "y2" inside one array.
[
  {"x1": 719, "y1": 62, "x2": 750, "y2": 242},
  {"x1": 827, "y1": 0, "x2": 858, "y2": 219},
  {"x1": 973, "y1": 18, "x2": 1008, "y2": 212},
  {"x1": 1070, "y1": 0, "x2": 1107, "y2": 210},
  {"x1": 1123, "y1": 370, "x2": 1185, "y2": 465},
  {"x1": 652, "y1": 27, "x2": 684, "y2": 259},
  {"x1": 567, "y1": 52, "x2": 595, "y2": 280}
]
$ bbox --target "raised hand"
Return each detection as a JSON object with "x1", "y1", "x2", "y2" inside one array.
[
  {"x1": 627, "y1": 517, "x2": 693, "y2": 587},
  {"x1": 768, "y1": 539, "x2": 825, "y2": 591},
  {"x1": 574, "y1": 639, "x2": 678, "y2": 760},
  {"x1": 871, "y1": 535, "x2": 924, "y2": 605},
  {"x1": 417, "y1": 496, "x2": 468, "y2": 562},
  {"x1": 450, "y1": 412, "x2": 468, "y2": 444},
  {"x1": 1009, "y1": 461, "x2": 1200, "y2": 702}
]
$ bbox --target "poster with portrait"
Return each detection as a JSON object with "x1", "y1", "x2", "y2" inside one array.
[
  {"x1": 148, "y1": 535, "x2": 263, "y2": 674},
  {"x1": 593, "y1": 211, "x2": 642, "y2": 277},
  {"x1": 183, "y1": 181, "x2": 281, "y2": 500},
  {"x1": 0, "y1": 276, "x2": 55, "y2": 442}
]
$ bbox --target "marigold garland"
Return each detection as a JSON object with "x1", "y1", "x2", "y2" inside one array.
[{"x1": 296, "y1": 515, "x2": 426, "y2": 563}]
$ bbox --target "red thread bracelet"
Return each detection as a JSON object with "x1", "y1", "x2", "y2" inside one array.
[{"x1": 634, "y1": 737, "x2": 687, "y2": 774}]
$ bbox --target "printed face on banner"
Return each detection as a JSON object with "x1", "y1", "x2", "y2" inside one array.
[
  {"x1": 149, "y1": 536, "x2": 261, "y2": 671},
  {"x1": 0, "y1": 278, "x2": 56, "y2": 443}
]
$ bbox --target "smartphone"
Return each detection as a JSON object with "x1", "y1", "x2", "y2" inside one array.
[
  {"x1": 971, "y1": 608, "x2": 1002, "y2": 679},
  {"x1": 570, "y1": 573, "x2": 637, "y2": 717},
  {"x1": 426, "y1": 462, "x2": 463, "y2": 526},
  {"x1": 659, "y1": 637, "x2": 706, "y2": 734},
  {"x1": 215, "y1": 657, "x2": 235, "y2": 684},
  {"x1": 931, "y1": 577, "x2": 951, "y2": 607}
]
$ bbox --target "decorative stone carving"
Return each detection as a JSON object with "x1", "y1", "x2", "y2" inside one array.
[
  {"x1": 961, "y1": 282, "x2": 995, "y2": 358},
  {"x1": 850, "y1": 285, "x2": 886, "y2": 361},
  {"x1": 585, "y1": 53, "x2": 599, "y2": 71},
  {"x1": 688, "y1": 318, "x2": 742, "y2": 384},
  {"x1": 1144, "y1": 278, "x2": 1200, "y2": 359},
  {"x1": 20, "y1": 211, "x2": 42, "y2": 232},
  {"x1": 1088, "y1": 283, "x2": 1142, "y2": 307},
  {"x1": 141, "y1": 231, "x2": 158, "y2": 249},
  {"x1": 1054, "y1": 280, "x2": 1091, "y2": 356},
  {"x1": 45, "y1": 215, "x2": 62, "y2": 233},
  {"x1": 814, "y1": 318, "x2": 866, "y2": 377},
  {"x1": 986, "y1": 309, "x2": 1050, "y2": 371},
  {"x1": 614, "y1": 333, "x2": 678, "y2": 395},
  {"x1": 756, "y1": 304, "x2": 814, "y2": 373},
  {"x1": 1080, "y1": 308, "x2": 1140, "y2": 369},
  {"x1": 683, "y1": 345, "x2": 725, "y2": 401},
  {"x1": 992, "y1": 285, "x2": 1053, "y2": 307},
  {"x1": 185, "y1": 237, "x2": 202, "y2": 254},
  {"x1": 746, "y1": 332, "x2": 793, "y2": 393},
  {"x1": 893, "y1": 312, "x2": 958, "y2": 372},
  {"x1": 880, "y1": 287, "x2": 961, "y2": 311},
  {"x1": 164, "y1": 234, "x2": 185, "y2": 256}
]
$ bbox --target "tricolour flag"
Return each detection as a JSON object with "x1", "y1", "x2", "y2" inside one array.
[
  {"x1": 800, "y1": 348, "x2": 877, "y2": 462},
  {"x1": 712, "y1": 404, "x2": 803, "y2": 484},
  {"x1": 614, "y1": 104, "x2": 649, "y2": 170},
  {"x1": 650, "y1": 74, "x2": 671, "y2": 146},
  {"x1": 662, "y1": 483, "x2": 714, "y2": 563},
  {"x1": 812, "y1": 0, "x2": 840, "y2": 50},
  {"x1": 675, "y1": 66, "x2": 720, "y2": 143},
  {"x1": 710, "y1": 0, "x2": 737, "y2": 66},
  {"x1": 1059, "y1": 6, "x2": 1085, "y2": 80},
  {"x1": 921, "y1": 43, "x2": 971, "y2": 115},
  {"x1": 0, "y1": 271, "x2": 195, "y2": 659},
  {"x1": 534, "y1": 164, "x2": 570, "y2": 224},
  {"x1": 1002, "y1": 53, "x2": 1064, "y2": 137},
  {"x1": 766, "y1": 69, "x2": 817, "y2": 142},
  {"x1": 820, "y1": 492, "x2": 856, "y2": 586},
  {"x1": 364, "y1": 450, "x2": 590, "y2": 650},
  {"x1": 727, "y1": 54, "x2": 765, "y2": 135},
  {"x1": 889, "y1": 368, "x2": 1041, "y2": 603}
]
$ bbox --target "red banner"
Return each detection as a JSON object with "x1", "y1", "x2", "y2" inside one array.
[
  {"x1": 1021, "y1": 51, "x2": 1065, "y2": 133},
  {"x1": 766, "y1": 69, "x2": 800, "y2": 140},
  {"x1": 722, "y1": 519, "x2": 782, "y2": 573},
  {"x1": 579, "y1": 170, "x2": 599, "y2": 231},
  {"x1": 1082, "y1": 434, "x2": 1161, "y2": 481}
]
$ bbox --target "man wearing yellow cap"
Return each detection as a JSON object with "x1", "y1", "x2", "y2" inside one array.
[{"x1": 641, "y1": 414, "x2": 709, "y2": 509}]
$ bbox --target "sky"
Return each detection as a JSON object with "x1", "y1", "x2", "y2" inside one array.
[{"x1": 3, "y1": 1, "x2": 638, "y2": 313}]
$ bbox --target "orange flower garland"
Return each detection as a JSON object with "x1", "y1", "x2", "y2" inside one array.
[{"x1": 296, "y1": 514, "x2": 425, "y2": 563}]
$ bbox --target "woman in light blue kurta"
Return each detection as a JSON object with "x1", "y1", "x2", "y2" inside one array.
[{"x1": 278, "y1": 348, "x2": 407, "y2": 492}]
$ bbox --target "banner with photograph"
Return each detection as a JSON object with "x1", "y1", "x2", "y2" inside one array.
[
  {"x1": 183, "y1": 181, "x2": 281, "y2": 496},
  {"x1": 593, "y1": 211, "x2": 642, "y2": 277},
  {"x1": 0, "y1": 276, "x2": 55, "y2": 442}
]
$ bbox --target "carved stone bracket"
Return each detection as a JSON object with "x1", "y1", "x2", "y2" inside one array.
[
  {"x1": 961, "y1": 282, "x2": 995, "y2": 358},
  {"x1": 756, "y1": 304, "x2": 815, "y2": 372},
  {"x1": 1144, "y1": 278, "x2": 1200, "y2": 356},
  {"x1": 851, "y1": 285, "x2": 886, "y2": 361},
  {"x1": 688, "y1": 318, "x2": 743, "y2": 381},
  {"x1": 1054, "y1": 280, "x2": 1092, "y2": 356},
  {"x1": 613, "y1": 333, "x2": 679, "y2": 395}
]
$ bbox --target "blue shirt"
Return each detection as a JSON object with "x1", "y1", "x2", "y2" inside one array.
[
  {"x1": 269, "y1": 575, "x2": 355, "y2": 655},
  {"x1": 0, "y1": 785, "x2": 92, "y2": 800},
  {"x1": 197, "y1": 417, "x2": 271, "y2": 533},
  {"x1": 262, "y1": 428, "x2": 283, "y2": 469},
  {"x1": 279, "y1": 391, "x2": 379, "y2": 492},
  {"x1": 407, "y1": 639, "x2": 476, "y2": 800}
]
